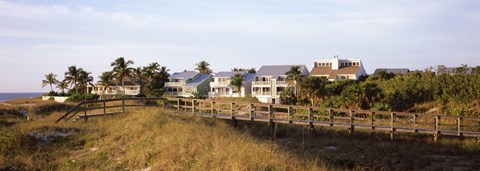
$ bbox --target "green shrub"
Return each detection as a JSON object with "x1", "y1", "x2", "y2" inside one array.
[{"x1": 66, "y1": 94, "x2": 99, "y2": 102}]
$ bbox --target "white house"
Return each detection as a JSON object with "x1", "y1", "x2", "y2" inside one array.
[
  {"x1": 310, "y1": 55, "x2": 367, "y2": 81},
  {"x1": 164, "y1": 71, "x2": 211, "y2": 98},
  {"x1": 208, "y1": 71, "x2": 255, "y2": 98},
  {"x1": 89, "y1": 77, "x2": 141, "y2": 96},
  {"x1": 252, "y1": 65, "x2": 309, "y2": 104}
]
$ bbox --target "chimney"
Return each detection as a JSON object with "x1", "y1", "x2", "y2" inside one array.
[{"x1": 332, "y1": 55, "x2": 340, "y2": 70}]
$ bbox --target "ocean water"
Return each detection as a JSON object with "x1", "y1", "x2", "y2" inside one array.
[{"x1": 0, "y1": 93, "x2": 44, "y2": 102}]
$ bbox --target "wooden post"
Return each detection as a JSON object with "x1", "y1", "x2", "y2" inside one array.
[
  {"x1": 434, "y1": 115, "x2": 440, "y2": 143},
  {"x1": 308, "y1": 108, "x2": 314, "y2": 132},
  {"x1": 83, "y1": 102, "x2": 87, "y2": 122},
  {"x1": 268, "y1": 105, "x2": 272, "y2": 121},
  {"x1": 249, "y1": 103, "x2": 254, "y2": 120},
  {"x1": 192, "y1": 99, "x2": 195, "y2": 114},
  {"x1": 211, "y1": 101, "x2": 215, "y2": 115},
  {"x1": 349, "y1": 110, "x2": 355, "y2": 135},
  {"x1": 329, "y1": 109, "x2": 334, "y2": 127},
  {"x1": 413, "y1": 114, "x2": 418, "y2": 132},
  {"x1": 288, "y1": 107, "x2": 292, "y2": 124},
  {"x1": 390, "y1": 113, "x2": 396, "y2": 141},
  {"x1": 103, "y1": 100, "x2": 106, "y2": 115},
  {"x1": 370, "y1": 112, "x2": 375, "y2": 130},
  {"x1": 231, "y1": 102, "x2": 235, "y2": 118},
  {"x1": 457, "y1": 116, "x2": 463, "y2": 137},
  {"x1": 142, "y1": 97, "x2": 145, "y2": 109},
  {"x1": 162, "y1": 99, "x2": 166, "y2": 109},
  {"x1": 177, "y1": 99, "x2": 180, "y2": 111},
  {"x1": 122, "y1": 96, "x2": 125, "y2": 113}
]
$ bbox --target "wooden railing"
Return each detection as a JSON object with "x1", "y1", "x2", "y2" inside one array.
[{"x1": 56, "y1": 97, "x2": 480, "y2": 142}]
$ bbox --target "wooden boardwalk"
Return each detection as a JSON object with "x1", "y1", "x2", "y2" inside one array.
[{"x1": 56, "y1": 97, "x2": 480, "y2": 142}]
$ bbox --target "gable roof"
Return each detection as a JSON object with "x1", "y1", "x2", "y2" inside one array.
[
  {"x1": 185, "y1": 74, "x2": 211, "y2": 87},
  {"x1": 169, "y1": 72, "x2": 199, "y2": 80},
  {"x1": 310, "y1": 66, "x2": 360, "y2": 79},
  {"x1": 373, "y1": 68, "x2": 410, "y2": 75},
  {"x1": 256, "y1": 65, "x2": 308, "y2": 78},
  {"x1": 214, "y1": 71, "x2": 246, "y2": 78}
]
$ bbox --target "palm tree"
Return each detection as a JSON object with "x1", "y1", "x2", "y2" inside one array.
[
  {"x1": 56, "y1": 80, "x2": 69, "y2": 95},
  {"x1": 132, "y1": 67, "x2": 148, "y2": 95},
  {"x1": 195, "y1": 60, "x2": 212, "y2": 74},
  {"x1": 98, "y1": 71, "x2": 114, "y2": 99},
  {"x1": 145, "y1": 62, "x2": 160, "y2": 80},
  {"x1": 300, "y1": 76, "x2": 328, "y2": 106},
  {"x1": 42, "y1": 73, "x2": 59, "y2": 92},
  {"x1": 77, "y1": 70, "x2": 94, "y2": 94},
  {"x1": 230, "y1": 73, "x2": 244, "y2": 97},
  {"x1": 111, "y1": 57, "x2": 134, "y2": 95},
  {"x1": 285, "y1": 66, "x2": 303, "y2": 96},
  {"x1": 64, "y1": 66, "x2": 83, "y2": 93}
]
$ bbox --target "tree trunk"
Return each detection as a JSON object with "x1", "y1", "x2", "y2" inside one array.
[{"x1": 50, "y1": 84, "x2": 53, "y2": 92}]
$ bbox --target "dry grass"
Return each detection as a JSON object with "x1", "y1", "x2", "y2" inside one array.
[{"x1": 1, "y1": 106, "x2": 326, "y2": 170}]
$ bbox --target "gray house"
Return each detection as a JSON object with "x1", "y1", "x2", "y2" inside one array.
[{"x1": 164, "y1": 71, "x2": 211, "y2": 98}]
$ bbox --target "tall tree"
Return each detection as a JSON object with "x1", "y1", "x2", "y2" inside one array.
[
  {"x1": 77, "y1": 70, "x2": 94, "y2": 94},
  {"x1": 98, "y1": 71, "x2": 114, "y2": 99},
  {"x1": 64, "y1": 66, "x2": 83, "y2": 93},
  {"x1": 195, "y1": 60, "x2": 212, "y2": 74},
  {"x1": 230, "y1": 73, "x2": 244, "y2": 97},
  {"x1": 132, "y1": 67, "x2": 148, "y2": 95},
  {"x1": 285, "y1": 66, "x2": 303, "y2": 96},
  {"x1": 300, "y1": 76, "x2": 328, "y2": 106},
  {"x1": 56, "y1": 79, "x2": 69, "y2": 95},
  {"x1": 42, "y1": 73, "x2": 58, "y2": 92},
  {"x1": 111, "y1": 57, "x2": 134, "y2": 95}
]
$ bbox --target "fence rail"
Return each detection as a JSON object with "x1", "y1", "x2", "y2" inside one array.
[{"x1": 56, "y1": 97, "x2": 480, "y2": 142}]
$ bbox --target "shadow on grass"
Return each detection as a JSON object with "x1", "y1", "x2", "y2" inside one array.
[{"x1": 226, "y1": 119, "x2": 480, "y2": 170}]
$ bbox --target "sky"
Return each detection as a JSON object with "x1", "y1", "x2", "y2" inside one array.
[{"x1": 0, "y1": 0, "x2": 479, "y2": 92}]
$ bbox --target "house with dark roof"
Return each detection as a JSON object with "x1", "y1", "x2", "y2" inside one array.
[
  {"x1": 164, "y1": 71, "x2": 211, "y2": 97},
  {"x1": 373, "y1": 68, "x2": 410, "y2": 75},
  {"x1": 310, "y1": 55, "x2": 366, "y2": 81},
  {"x1": 208, "y1": 71, "x2": 255, "y2": 98},
  {"x1": 252, "y1": 65, "x2": 309, "y2": 104},
  {"x1": 436, "y1": 65, "x2": 476, "y2": 75}
]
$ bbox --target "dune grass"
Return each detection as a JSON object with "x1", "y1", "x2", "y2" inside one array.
[{"x1": 1, "y1": 106, "x2": 327, "y2": 170}]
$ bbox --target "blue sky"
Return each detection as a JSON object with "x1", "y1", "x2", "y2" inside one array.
[{"x1": 0, "y1": 0, "x2": 479, "y2": 92}]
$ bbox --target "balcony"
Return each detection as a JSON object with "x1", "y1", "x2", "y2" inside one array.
[
  {"x1": 252, "y1": 92, "x2": 271, "y2": 96},
  {"x1": 165, "y1": 82, "x2": 184, "y2": 87},
  {"x1": 210, "y1": 81, "x2": 230, "y2": 87},
  {"x1": 252, "y1": 81, "x2": 271, "y2": 85},
  {"x1": 276, "y1": 81, "x2": 288, "y2": 86}
]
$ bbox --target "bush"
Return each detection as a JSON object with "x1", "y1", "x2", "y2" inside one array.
[
  {"x1": 66, "y1": 94, "x2": 99, "y2": 102},
  {"x1": 45, "y1": 91, "x2": 58, "y2": 96}
]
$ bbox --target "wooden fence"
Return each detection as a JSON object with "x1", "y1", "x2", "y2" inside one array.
[{"x1": 56, "y1": 97, "x2": 480, "y2": 142}]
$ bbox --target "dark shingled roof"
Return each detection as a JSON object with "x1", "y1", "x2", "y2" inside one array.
[
  {"x1": 310, "y1": 66, "x2": 360, "y2": 79},
  {"x1": 256, "y1": 65, "x2": 308, "y2": 78},
  {"x1": 169, "y1": 72, "x2": 199, "y2": 80}
]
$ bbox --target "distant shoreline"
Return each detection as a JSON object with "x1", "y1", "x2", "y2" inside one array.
[{"x1": 0, "y1": 92, "x2": 44, "y2": 102}]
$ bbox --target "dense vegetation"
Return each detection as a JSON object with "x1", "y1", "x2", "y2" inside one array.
[{"x1": 281, "y1": 65, "x2": 480, "y2": 117}]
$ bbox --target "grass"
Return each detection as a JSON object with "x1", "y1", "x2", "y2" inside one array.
[{"x1": 2, "y1": 98, "x2": 480, "y2": 170}]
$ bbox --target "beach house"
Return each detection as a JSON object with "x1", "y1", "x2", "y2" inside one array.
[
  {"x1": 310, "y1": 55, "x2": 366, "y2": 81},
  {"x1": 164, "y1": 71, "x2": 211, "y2": 98},
  {"x1": 252, "y1": 65, "x2": 309, "y2": 104},
  {"x1": 208, "y1": 71, "x2": 255, "y2": 98},
  {"x1": 89, "y1": 77, "x2": 141, "y2": 96}
]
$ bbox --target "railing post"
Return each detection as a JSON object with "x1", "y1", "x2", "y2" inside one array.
[
  {"x1": 413, "y1": 114, "x2": 418, "y2": 132},
  {"x1": 434, "y1": 115, "x2": 440, "y2": 143},
  {"x1": 83, "y1": 102, "x2": 87, "y2": 122},
  {"x1": 192, "y1": 99, "x2": 195, "y2": 114},
  {"x1": 162, "y1": 98, "x2": 166, "y2": 109},
  {"x1": 329, "y1": 109, "x2": 334, "y2": 127},
  {"x1": 288, "y1": 107, "x2": 292, "y2": 124},
  {"x1": 177, "y1": 99, "x2": 180, "y2": 111},
  {"x1": 231, "y1": 102, "x2": 235, "y2": 118},
  {"x1": 211, "y1": 101, "x2": 215, "y2": 115},
  {"x1": 390, "y1": 112, "x2": 396, "y2": 141},
  {"x1": 143, "y1": 97, "x2": 146, "y2": 109},
  {"x1": 308, "y1": 108, "x2": 313, "y2": 131},
  {"x1": 349, "y1": 110, "x2": 355, "y2": 135},
  {"x1": 249, "y1": 103, "x2": 254, "y2": 120},
  {"x1": 122, "y1": 96, "x2": 125, "y2": 113},
  {"x1": 103, "y1": 100, "x2": 106, "y2": 115},
  {"x1": 370, "y1": 112, "x2": 375, "y2": 130},
  {"x1": 457, "y1": 116, "x2": 463, "y2": 137}
]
